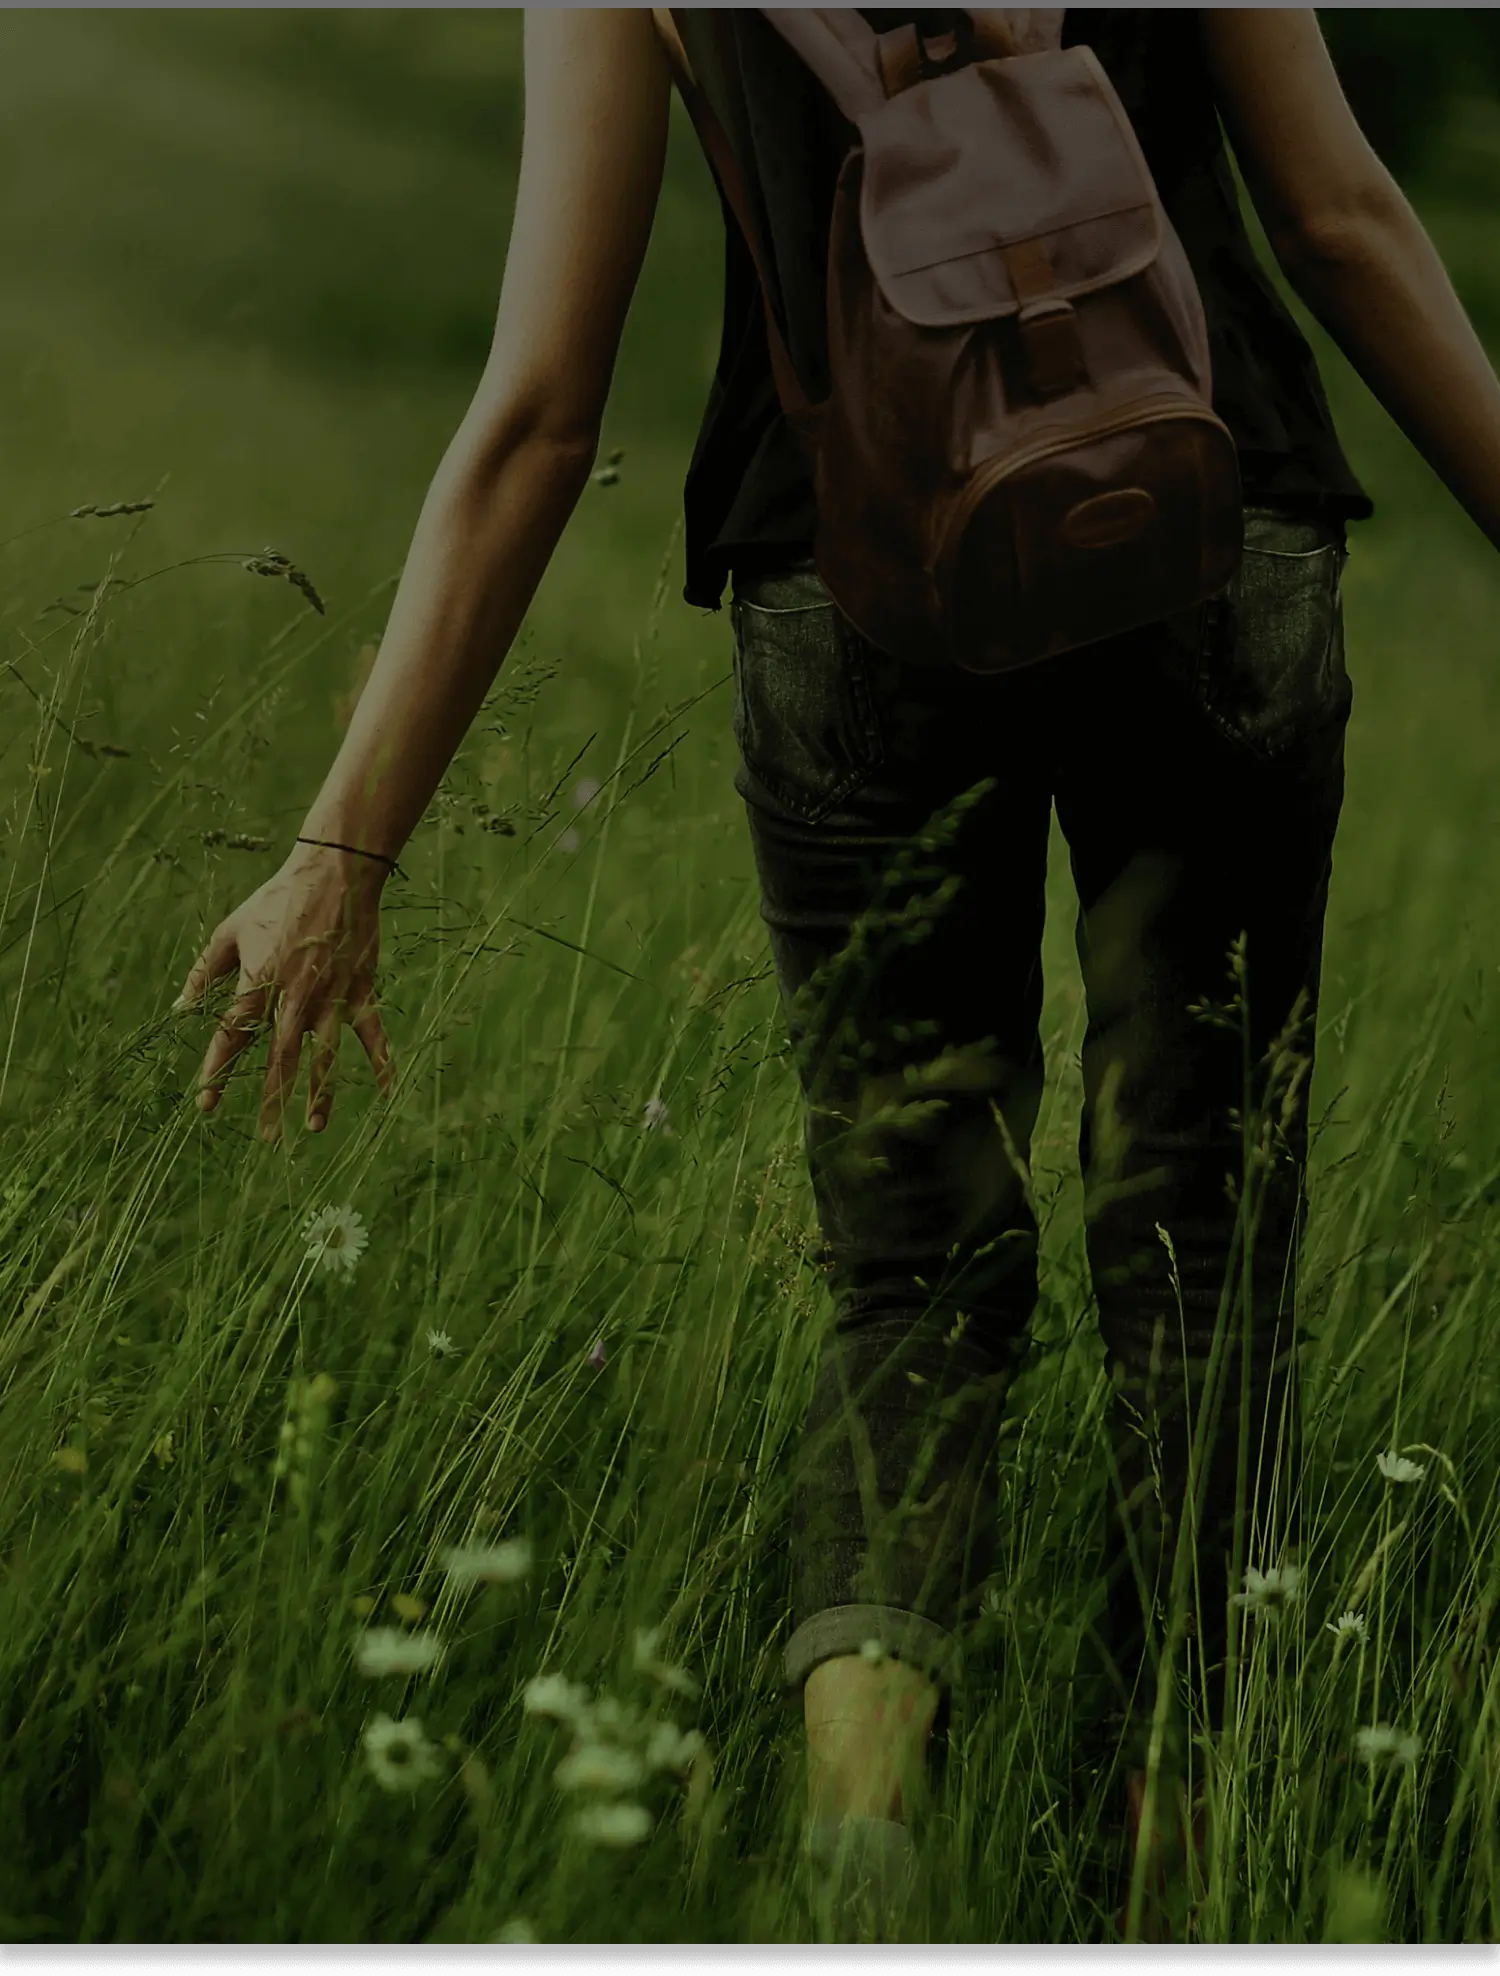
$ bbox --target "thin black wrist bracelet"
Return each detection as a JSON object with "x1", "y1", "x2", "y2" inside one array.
[{"x1": 296, "y1": 835, "x2": 407, "y2": 881}]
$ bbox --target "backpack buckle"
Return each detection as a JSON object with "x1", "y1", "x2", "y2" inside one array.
[
  {"x1": 1017, "y1": 297, "x2": 1086, "y2": 399},
  {"x1": 876, "y1": 13, "x2": 980, "y2": 97},
  {"x1": 916, "y1": 13, "x2": 975, "y2": 76}
]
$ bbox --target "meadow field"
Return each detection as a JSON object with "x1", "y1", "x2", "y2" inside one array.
[{"x1": 2, "y1": 10, "x2": 1500, "y2": 1944}]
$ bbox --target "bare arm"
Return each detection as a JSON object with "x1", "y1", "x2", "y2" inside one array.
[
  {"x1": 297, "y1": 8, "x2": 672, "y2": 867},
  {"x1": 295, "y1": 434, "x2": 590, "y2": 870},
  {"x1": 1201, "y1": 7, "x2": 1500, "y2": 550},
  {"x1": 1293, "y1": 229, "x2": 1500, "y2": 535}
]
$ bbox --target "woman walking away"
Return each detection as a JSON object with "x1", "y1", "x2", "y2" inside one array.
[{"x1": 173, "y1": 7, "x2": 1500, "y2": 1943}]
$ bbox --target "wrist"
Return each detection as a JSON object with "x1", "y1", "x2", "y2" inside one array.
[{"x1": 290, "y1": 834, "x2": 403, "y2": 882}]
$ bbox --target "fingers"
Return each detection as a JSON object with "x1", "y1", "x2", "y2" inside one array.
[
  {"x1": 188, "y1": 977, "x2": 395, "y2": 1135},
  {"x1": 350, "y1": 993, "x2": 397, "y2": 1100},
  {"x1": 259, "y1": 995, "x2": 311, "y2": 1143},
  {"x1": 175, "y1": 923, "x2": 238, "y2": 1010},
  {"x1": 306, "y1": 1005, "x2": 341, "y2": 1133},
  {"x1": 196, "y1": 983, "x2": 273, "y2": 1115}
]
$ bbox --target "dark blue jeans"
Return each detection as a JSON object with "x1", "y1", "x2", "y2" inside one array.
[{"x1": 729, "y1": 508, "x2": 1351, "y2": 1751}]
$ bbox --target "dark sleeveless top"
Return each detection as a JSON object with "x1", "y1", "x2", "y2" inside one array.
[{"x1": 674, "y1": 8, "x2": 1373, "y2": 612}]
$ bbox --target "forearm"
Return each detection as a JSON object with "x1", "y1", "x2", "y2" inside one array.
[
  {"x1": 296, "y1": 417, "x2": 597, "y2": 865},
  {"x1": 1280, "y1": 191, "x2": 1500, "y2": 549}
]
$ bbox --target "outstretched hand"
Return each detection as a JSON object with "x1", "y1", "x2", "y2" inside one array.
[{"x1": 172, "y1": 843, "x2": 397, "y2": 1143}]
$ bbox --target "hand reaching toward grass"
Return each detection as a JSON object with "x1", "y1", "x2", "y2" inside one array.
[{"x1": 172, "y1": 842, "x2": 397, "y2": 1143}]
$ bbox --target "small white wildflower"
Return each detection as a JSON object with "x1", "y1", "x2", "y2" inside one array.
[
  {"x1": 441, "y1": 1538, "x2": 533, "y2": 1589},
  {"x1": 642, "y1": 1097, "x2": 671, "y2": 1132},
  {"x1": 362, "y1": 1711, "x2": 444, "y2": 1792},
  {"x1": 555, "y1": 1741, "x2": 647, "y2": 1793},
  {"x1": 522, "y1": 1673, "x2": 593, "y2": 1723},
  {"x1": 572, "y1": 1800, "x2": 653, "y2": 1848},
  {"x1": 1376, "y1": 1450, "x2": 1427, "y2": 1485},
  {"x1": 632, "y1": 1627, "x2": 700, "y2": 1698},
  {"x1": 426, "y1": 1328, "x2": 460, "y2": 1359},
  {"x1": 645, "y1": 1720, "x2": 706, "y2": 1773},
  {"x1": 1354, "y1": 1722, "x2": 1420, "y2": 1768},
  {"x1": 559, "y1": 828, "x2": 581, "y2": 853},
  {"x1": 1230, "y1": 1562, "x2": 1304, "y2": 1613},
  {"x1": 573, "y1": 778, "x2": 602, "y2": 809},
  {"x1": 354, "y1": 1627, "x2": 445, "y2": 1678},
  {"x1": 302, "y1": 1203, "x2": 368, "y2": 1278},
  {"x1": 492, "y1": 1918, "x2": 537, "y2": 1944},
  {"x1": 859, "y1": 1637, "x2": 888, "y2": 1666},
  {"x1": 1327, "y1": 1610, "x2": 1368, "y2": 1645}
]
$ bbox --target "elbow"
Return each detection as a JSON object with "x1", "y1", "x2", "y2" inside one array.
[
  {"x1": 460, "y1": 405, "x2": 601, "y2": 489},
  {"x1": 1271, "y1": 175, "x2": 1409, "y2": 285}
]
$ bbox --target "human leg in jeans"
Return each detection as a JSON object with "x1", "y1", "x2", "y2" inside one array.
[
  {"x1": 1053, "y1": 507, "x2": 1350, "y2": 1908},
  {"x1": 1059, "y1": 505, "x2": 1351, "y2": 1928},
  {"x1": 729, "y1": 507, "x2": 1351, "y2": 1847},
  {"x1": 726, "y1": 560, "x2": 1054, "y2": 1829}
]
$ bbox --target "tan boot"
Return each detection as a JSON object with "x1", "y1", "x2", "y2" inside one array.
[
  {"x1": 803, "y1": 1651, "x2": 940, "y2": 1823},
  {"x1": 805, "y1": 1813, "x2": 919, "y2": 1942},
  {"x1": 802, "y1": 1653, "x2": 938, "y2": 1941}
]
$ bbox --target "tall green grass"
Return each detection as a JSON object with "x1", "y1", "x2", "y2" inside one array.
[{"x1": 2, "y1": 9, "x2": 1499, "y2": 1945}]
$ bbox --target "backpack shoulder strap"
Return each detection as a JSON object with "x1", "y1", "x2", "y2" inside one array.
[
  {"x1": 667, "y1": 10, "x2": 815, "y2": 431},
  {"x1": 761, "y1": 10, "x2": 1046, "y2": 117},
  {"x1": 758, "y1": 10, "x2": 888, "y2": 122}
]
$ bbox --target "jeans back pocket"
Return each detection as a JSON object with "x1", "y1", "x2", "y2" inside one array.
[
  {"x1": 730, "y1": 572, "x2": 885, "y2": 824},
  {"x1": 1195, "y1": 508, "x2": 1352, "y2": 762}
]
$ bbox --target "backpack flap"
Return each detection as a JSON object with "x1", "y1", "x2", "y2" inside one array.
[
  {"x1": 855, "y1": 46, "x2": 1162, "y2": 331},
  {"x1": 758, "y1": 13, "x2": 1165, "y2": 403}
]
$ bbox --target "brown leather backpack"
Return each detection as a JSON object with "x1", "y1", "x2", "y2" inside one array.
[{"x1": 669, "y1": 8, "x2": 1244, "y2": 675}]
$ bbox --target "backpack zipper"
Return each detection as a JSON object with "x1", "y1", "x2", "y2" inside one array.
[{"x1": 932, "y1": 395, "x2": 1234, "y2": 586}]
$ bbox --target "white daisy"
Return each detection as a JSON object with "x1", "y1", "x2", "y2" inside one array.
[
  {"x1": 573, "y1": 778, "x2": 602, "y2": 809},
  {"x1": 302, "y1": 1204, "x2": 368, "y2": 1277},
  {"x1": 555, "y1": 1742, "x2": 647, "y2": 1793},
  {"x1": 646, "y1": 1721, "x2": 706, "y2": 1773},
  {"x1": 1327, "y1": 1610, "x2": 1368, "y2": 1646},
  {"x1": 441, "y1": 1539, "x2": 533, "y2": 1589},
  {"x1": 1354, "y1": 1722, "x2": 1420, "y2": 1768},
  {"x1": 571, "y1": 1801, "x2": 653, "y2": 1848},
  {"x1": 642, "y1": 1097, "x2": 671, "y2": 1132},
  {"x1": 426, "y1": 1328, "x2": 460, "y2": 1359},
  {"x1": 492, "y1": 1919, "x2": 536, "y2": 1944},
  {"x1": 354, "y1": 1627, "x2": 445, "y2": 1678},
  {"x1": 559, "y1": 828, "x2": 581, "y2": 853},
  {"x1": 1376, "y1": 1450, "x2": 1426, "y2": 1485},
  {"x1": 522, "y1": 1673, "x2": 593, "y2": 1723},
  {"x1": 362, "y1": 1712, "x2": 444, "y2": 1792},
  {"x1": 632, "y1": 1627, "x2": 700, "y2": 1698},
  {"x1": 1230, "y1": 1562, "x2": 1304, "y2": 1613}
]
